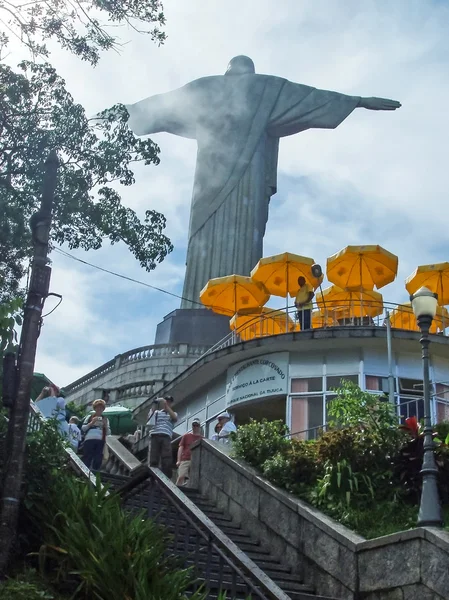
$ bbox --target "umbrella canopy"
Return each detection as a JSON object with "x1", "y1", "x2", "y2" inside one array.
[
  {"x1": 311, "y1": 310, "x2": 337, "y2": 329},
  {"x1": 251, "y1": 252, "x2": 322, "y2": 299},
  {"x1": 405, "y1": 262, "x2": 449, "y2": 306},
  {"x1": 89, "y1": 405, "x2": 136, "y2": 435},
  {"x1": 200, "y1": 274, "x2": 269, "y2": 316},
  {"x1": 327, "y1": 245, "x2": 398, "y2": 290},
  {"x1": 316, "y1": 285, "x2": 384, "y2": 318},
  {"x1": 230, "y1": 307, "x2": 294, "y2": 340},
  {"x1": 390, "y1": 303, "x2": 449, "y2": 334}
]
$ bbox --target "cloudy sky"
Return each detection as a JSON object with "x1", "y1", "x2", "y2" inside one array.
[{"x1": 15, "y1": 0, "x2": 449, "y2": 386}]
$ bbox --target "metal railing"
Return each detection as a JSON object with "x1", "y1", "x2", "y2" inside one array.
[
  {"x1": 200, "y1": 300, "x2": 449, "y2": 360},
  {"x1": 288, "y1": 396, "x2": 440, "y2": 441},
  {"x1": 116, "y1": 467, "x2": 290, "y2": 600}
]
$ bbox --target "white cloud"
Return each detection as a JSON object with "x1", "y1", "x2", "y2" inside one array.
[{"x1": 14, "y1": 0, "x2": 449, "y2": 385}]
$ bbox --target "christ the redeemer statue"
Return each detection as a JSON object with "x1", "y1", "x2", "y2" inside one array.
[{"x1": 125, "y1": 55, "x2": 401, "y2": 309}]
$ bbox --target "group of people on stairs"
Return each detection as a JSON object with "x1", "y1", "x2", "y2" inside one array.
[
  {"x1": 146, "y1": 395, "x2": 237, "y2": 487},
  {"x1": 35, "y1": 386, "x2": 110, "y2": 472},
  {"x1": 35, "y1": 384, "x2": 237, "y2": 485}
]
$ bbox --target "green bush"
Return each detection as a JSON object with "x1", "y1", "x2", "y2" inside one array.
[
  {"x1": 231, "y1": 419, "x2": 290, "y2": 468},
  {"x1": 262, "y1": 439, "x2": 319, "y2": 493}
]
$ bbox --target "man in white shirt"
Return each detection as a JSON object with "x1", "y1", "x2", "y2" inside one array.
[
  {"x1": 217, "y1": 412, "x2": 237, "y2": 444},
  {"x1": 147, "y1": 396, "x2": 178, "y2": 478}
]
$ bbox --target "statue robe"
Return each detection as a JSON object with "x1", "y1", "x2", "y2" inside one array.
[{"x1": 126, "y1": 75, "x2": 360, "y2": 308}]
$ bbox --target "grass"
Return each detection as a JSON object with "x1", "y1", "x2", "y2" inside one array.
[{"x1": 319, "y1": 500, "x2": 449, "y2": 540}]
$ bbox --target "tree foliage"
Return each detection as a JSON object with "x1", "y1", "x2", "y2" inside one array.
[
  {"x1": 0, "y1": 0, "x2": 166, "y2": 65},
  {"x1": 0, "y1": 60, "x2": 173, "y2": 302}
]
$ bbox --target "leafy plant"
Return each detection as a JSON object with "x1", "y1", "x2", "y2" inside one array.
[
  {"x1": 316, "y1": 459, "x2": 374, "y2": 508},
  {"x1": 36, "y1": 475, "x2": 205, "y2": 600},
  {"x1": 393, "y1": 425, "x2": 449, "y2": 505},
  {"x1": 231, "y1": 419, "x2": 290, "y2": 468},
  {"x1": 327, "y1": 380, "x2": 398, "y2": 440}
]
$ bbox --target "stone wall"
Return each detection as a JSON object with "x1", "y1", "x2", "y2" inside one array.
[
  {"x1": 63, "y1": 343, "x2": 209, "y2": 409},
  {"x1": 190, "y1": 440, "x2": 449, "y2": 600}
]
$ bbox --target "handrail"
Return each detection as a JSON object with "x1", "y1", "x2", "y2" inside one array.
[{"x1": 117, "y1": 466, "x2": 291, "y2": 600}]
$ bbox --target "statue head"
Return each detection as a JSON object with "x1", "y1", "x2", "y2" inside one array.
[{"x1": 225, "y1": 55, "x2": 255, "y2": 76}]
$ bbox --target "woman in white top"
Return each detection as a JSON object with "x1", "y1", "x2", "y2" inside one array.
[
  {"x1": 35, "y1": 384, "x2": 69, "y2": 438},
  {"x1": 81, "y1": 399, "x2": 111, "y2": 471}
]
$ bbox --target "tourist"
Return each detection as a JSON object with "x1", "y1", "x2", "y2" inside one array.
[
  {"x1": 217, "y1": 412, "x2": 237, "y2": 444},
  {"x1": 68, "y1": 416, "x2": 82, "y2": 452},
  {"x1": 36, "y1": 384, "x2": 69, "y2": 438},
  {"x1": 211, "y1": 422, "x2": 222, "y2": 441},
  {"x1": 147, "y1": 396, "x2": 178, "y2": 479},
  {"x1": 176, "y1": 418, "x2": 203, "y2": 486},
  {"x1": 175, "y1": 418, "x2": 202, "y2": 484},
  {"x1": 81, "y1": 399, "x2": 111, "y2": 471},
  {"x1": 295, "y1": 276, "x2": 314, "y2": 330}
]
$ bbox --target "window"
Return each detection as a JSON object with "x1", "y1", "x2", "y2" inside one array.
[
  {"x1": 435, "y1": 384, "x2": 449, "y2": 423},
  {"x1": 398, "y1": 397, "x2": 424, "y2": 422},
  {"x1": 291, "y1": 395, "x2": 324, "y2": 440},
  {"x1": 326, "y1": 374, "x2": 358, "y2": 390},
  {"x1": 365, "y1": 375, "x2": 396, "y2": 393},
  {"x1": 291, "y1": 377, "x2": 322, "y2": 393}
]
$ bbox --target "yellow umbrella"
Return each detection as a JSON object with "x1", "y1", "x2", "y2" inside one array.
[
  {"x1": 390, "y1": 302, "x2": 448, "y2": 334},
  {"x1": 327, "y1": 245, "x2": 398, "y2": 290},
  {"x1": 230, "y1": 307, "x2": 294, "y2": 340},
  {"x1": 316, "y1": 285, "x2": 384, "y2": 318},
  {"x1": 251, "y1": 252, "x2": 323, "y2": 299},
  {"x1": 199, "y1": 274, "x2": 269, "y2": 317},
  {"x1": 405, "y1": 262, "x2": 449, "y2": 306}
]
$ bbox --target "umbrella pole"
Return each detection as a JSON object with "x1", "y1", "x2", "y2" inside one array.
[{"x1": 286, "y1": 263, "x2": 289, "y2": 332}]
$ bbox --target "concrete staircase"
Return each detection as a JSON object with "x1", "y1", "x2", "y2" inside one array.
[{"x1": 101, "y1": 472, "x2": 337, "y2": 600}]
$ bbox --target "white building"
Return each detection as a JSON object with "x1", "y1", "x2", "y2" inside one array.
[{"x1": 132, "y1": 326, "x2": 449, "y2": 440}]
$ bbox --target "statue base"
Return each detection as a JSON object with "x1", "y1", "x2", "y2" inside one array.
[{"x1": 154, "y1": 309, "x2": 230, "y2": 347}]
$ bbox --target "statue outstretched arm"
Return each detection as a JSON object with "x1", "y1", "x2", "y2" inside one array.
[
  {"x1": 358, "y1": 97, "x2": 401, "y2": 111},
  {"x1": 125, "y1": 86, "x2": 198, "y2": 139}
]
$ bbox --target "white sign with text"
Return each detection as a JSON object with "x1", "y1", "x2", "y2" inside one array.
[{"x1": 226, "y1": 352, "x2": 288, "y2": 407}]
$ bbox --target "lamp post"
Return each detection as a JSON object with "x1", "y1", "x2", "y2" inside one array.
[{"x1": 410, "y1": 286, "x2": 443, "y2": 527}]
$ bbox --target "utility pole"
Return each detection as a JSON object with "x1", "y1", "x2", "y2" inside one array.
[{"x1": 0, "y1": 150, "x2": 58, "y2": 574}]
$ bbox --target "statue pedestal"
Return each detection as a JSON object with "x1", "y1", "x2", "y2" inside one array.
[{"x1": 154, "y1": 309, "x2": 230, "y2": 347}]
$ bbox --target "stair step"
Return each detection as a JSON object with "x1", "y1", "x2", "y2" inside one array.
[
  {"x1": 275, "y1": 579, "x2": 314, "y2": 593},
  {"x1": 236, "y1": 542, "x2": 270, "y2": 554}
]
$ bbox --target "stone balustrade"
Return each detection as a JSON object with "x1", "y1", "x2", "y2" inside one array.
[
  {"x1": 63, "y1": 342, "x2": 210, "y2": 409},
  {"x1": 103, "y1": 435, "x2": 143, "y2": 477}
]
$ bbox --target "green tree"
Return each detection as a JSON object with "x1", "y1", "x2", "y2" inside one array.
[
  {"x1": 0, "y1": 60, "x2": 173, "y2": 303},
  {"x1": 0, "y1": 0, "x2": 166, "y2": 65},
  {"x1": 0, "y1": 296, "x2": 21, "y2": 398}
]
